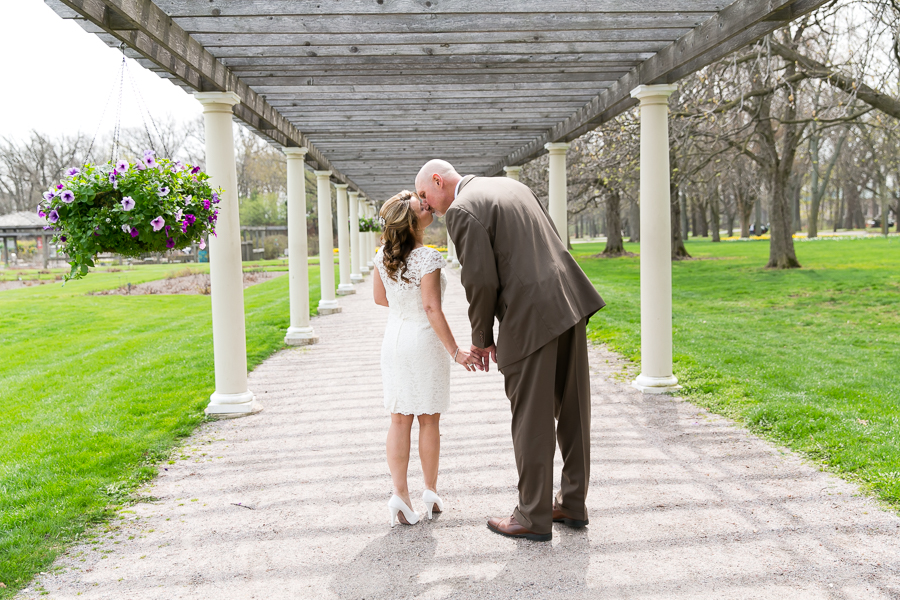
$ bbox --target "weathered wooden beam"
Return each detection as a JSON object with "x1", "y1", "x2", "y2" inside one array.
[
  {"x1": 178, "y1": 13, "x2": 715, "y2": 35},
  {"x1": 51, "y1": 0, "x2": 363, "y2": 193},
  {"x1": 486, "y1": 0, "x2": 830, "y2": 175},
  {"x1": 154, "y1": 0, "x2": 732, "y2": 17}
]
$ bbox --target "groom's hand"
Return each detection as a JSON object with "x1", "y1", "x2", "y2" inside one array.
[{"x1": 471, "y1": 344, "x2": 498, "y2": 372}]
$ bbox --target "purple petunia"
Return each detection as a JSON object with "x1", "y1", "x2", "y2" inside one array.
[
  {"x1": 166, "y1": 237, "x2": 176, "y2": 249},
  {"x1": 116, "y1": 160, "x2": 129, "y2": 172},
  {"x1": 199, "y1": 238, "x2": 206, "y2": 250},
  {"x1": 174, "y1": 208, "x2": 183, "y2": 222},
  {"x1": 108, "y1": 170, "x2": 117, "y2": 182},
  {"x1": 211, "y1": 191, "x2": 219, "y2": 204},
  {"x1": 60, "y1": 235, "x2": 66, "y2": 242},
  {"x1": 66, "y1": 167, "x2": 80, "y2": 177},
  {"x1": 130, "y1": 227, "x2": 139, "y2": 238},
  {"x1": 150, "y1": 216, "x2": 165, "y2": 231},
  {"x1": 48, "y1": 210, "x2": 59, "y2": 223},
  {"x1": 56, "y1": 184, "x2": 64, "y2": 190},
  {"x1": 181, "y1": 221, "x2": 188, "y2": 233},
  {"x1": 191, "y1": 166, "x2": 201, "y2": 174},
  {"x1": 43, "y1": 191, "x2": 56, "y2": 201},
  {"x1": 60, "y1": 190, "x2": 75, "y2": 203},
  {"x1": 202, "y1": 199, "x2": 211, "y2": 210},
  {"x1": 121, "y1": 196, "x2": 135, "y2": 211},
  {"x1": 135, "y1": 160, "x2": 146, "y2": 171},
  {"x1": 157, "y1": 186, "x2": 170, "y2": 197},
  {"x1": 184, "y1": 213, "x2": 196, "y2": 226},
  {"x1": 143, "y1": 154, "x2": 157, "y2": 168}
]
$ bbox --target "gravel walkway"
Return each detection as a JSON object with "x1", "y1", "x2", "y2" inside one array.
[{"x1": 21, "y1": 271, "x2": 900, "y2": 599}]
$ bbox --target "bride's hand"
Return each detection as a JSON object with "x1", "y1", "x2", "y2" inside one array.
[{"x1": 454, "y1": 348, "x2": 483, "y2": 372}]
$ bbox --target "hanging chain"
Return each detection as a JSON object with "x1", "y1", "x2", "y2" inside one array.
[
  {"x1": 124, "y1": 57, "x2": 170, "y2": 158},
  {"x1": 84, "y1": 48, "x2": 126, "y2": 165},
  {"x1": 108, "y1": 48, "x2": 127, "y2": 165}
]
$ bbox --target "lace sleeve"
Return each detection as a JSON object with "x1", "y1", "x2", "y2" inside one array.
[{"x1": 420, "y1": 248, "x2": 447, "y2": 277}]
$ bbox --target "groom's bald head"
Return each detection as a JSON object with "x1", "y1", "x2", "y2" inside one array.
[{"x1": 415, "y1": 159, "x2": 462, "y2": 216}]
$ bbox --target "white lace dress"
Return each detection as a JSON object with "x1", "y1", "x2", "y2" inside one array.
[{"x1": 376, "y1": 246, "x2": 450, "y2": 415}]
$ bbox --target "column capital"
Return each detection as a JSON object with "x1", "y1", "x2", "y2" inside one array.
[
  {"x1": 314, "y1": 170, "x2": 333, "y2": 179},
  {"x1": 630, "y1": 84, "x2": 678, "y2": 104},
  {"x1": 348, "y1": 190, "x2": 359, "y2": 198},
  {"x1": 503, "y1": 165, "x2": 522, "y2": 175},
  {"x1": 193, "y1": 91, "x2": 241, "y2": 111},
  {"x1": 544, "y1": 142, "x2": 570, "y2": 154},
  {"x1": 333, "y1": 183, "x2": 349, "y2": 190},
  {"x1": 282, "y1": 146, "x2": 308, "y2": 159}
]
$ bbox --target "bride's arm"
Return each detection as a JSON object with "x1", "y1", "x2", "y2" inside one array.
[
  {"x1": 373, "y1": 268, "x2": 389, "y2": 307},
  {"x1": 421, "y1": 270, "x2": 481, "y2": 370}
]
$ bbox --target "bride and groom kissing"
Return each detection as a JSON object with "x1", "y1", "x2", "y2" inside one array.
[{"x1": 372, "y1": 159, "x2": 605, "y2": 542}]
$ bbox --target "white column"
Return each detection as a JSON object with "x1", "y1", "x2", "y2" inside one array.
[
  {"x1": 283, "y1": 147, "x2": 318, "y2": 346},
  {"x1": 544, "y1": 142, "x2": 570, "y2": 245},
  {"x1": 349, "y1": 190, "x2": 363, "y2": 283},
  {"x1": 366, "y1": 203, "x2": 376, "y2": 270},
  {"x1": 315, "y1": 170, "x2": 341, "y2": 314},
  {"x1": 358, "y1": 197, "x2": 370, "y2": 274},
  {"x1": 194, "y1": 91, "x2": 259, "y2": 416},
  {"x1": 334, "y1": 183, "x2": 355, "y2": 295},
  {"x1": 630, "y1": 83, "x2": 680, "y2": 394},
  {"x1": 447, "y1": 233, "x2": 459, "y2": 268},
  {"x1": 503, "y1": 165, "x2": 522, "y2": 181}
]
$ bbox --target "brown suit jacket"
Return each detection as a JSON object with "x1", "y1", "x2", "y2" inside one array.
[{"x1": 446, "y1": 175, "x2": 605, "y2": 370}]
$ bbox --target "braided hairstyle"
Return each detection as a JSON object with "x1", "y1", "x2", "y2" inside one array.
[{"x1": 379, "y1": 190, "x2": 419, "y2": 283}]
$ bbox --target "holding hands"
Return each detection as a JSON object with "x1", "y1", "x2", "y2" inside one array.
[
  {"x1": 453, "y1": 347, "x2": 484, "y2": 372},
  {"x1": 470, "y1": 344, "x2": 497, "y2": 372}
]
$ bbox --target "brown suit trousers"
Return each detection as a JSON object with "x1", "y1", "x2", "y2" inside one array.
[{"x1": 501, "y1": 318, "x2": 591, "y2": 535}]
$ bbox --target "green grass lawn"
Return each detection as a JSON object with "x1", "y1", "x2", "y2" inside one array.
[
  {"x1": 575, "y1": 236, "x2": 900, "y2": 507},
  {"x1": 0, "y1": 262, "x2": 334, "y2": 597}
]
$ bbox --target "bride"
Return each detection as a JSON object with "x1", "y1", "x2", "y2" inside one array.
[{"x1": 373, "y1": 190, "x2": 481, "y2": 527}]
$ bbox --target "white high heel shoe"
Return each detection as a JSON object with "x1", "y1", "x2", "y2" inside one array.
[
  {"x1": 422, "y1": 490, "x2": 444, "y2": 520},
  {"x1": 388, "y1": 495, "x2": 419, "y2": 527}
]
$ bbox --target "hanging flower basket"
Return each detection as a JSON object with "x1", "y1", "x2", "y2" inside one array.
[{"x1": 38, "y1": 150, "x2": 222, "y2": 280}]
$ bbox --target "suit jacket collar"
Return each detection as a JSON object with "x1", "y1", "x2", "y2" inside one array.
[{"x1": 456, "y1": 175, "x2": 476, "y2": 197}]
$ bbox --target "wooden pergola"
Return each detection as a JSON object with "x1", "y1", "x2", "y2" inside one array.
[{"x1": 45, "y1": 0, "x2": 826, "y2": 414}]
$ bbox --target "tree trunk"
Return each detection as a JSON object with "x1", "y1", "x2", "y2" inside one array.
[
  {"x1": 699, "y1": 197, "x2": 710, "y2": 238},
  {"x1": 766, "y1": 166, "x2": 801, "y2": 268},
  {"x1": 602, "y1": 191, "x2": 625, "y2": 256},
  {"x1": 629, "y1": 198, "x2": 640, "y2": 243},
  {"x1": 737, "y1": 185, "x2": 752, "y2": 238},
  {"x1": 710, "y1": 188, "x2": 721, "y2": 242},
  {"x1": 790, "y1": 173, "x2": 802, "y2": 233},
  {"x1": 672, "y1": 181, "x2": 691, "y2": 259},
  {"x1": 754, "y1": 196, "x2": 763, "y2": 237},
  {"x1": 680, "y1": 190, "x2": 690, "y2": 242}
]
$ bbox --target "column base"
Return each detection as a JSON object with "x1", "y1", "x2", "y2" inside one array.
[
  {"x1": 337, "y1": 284, "x2": 356, "y2": 295},
  {"x1": 351, "y1": 273, "x2": 364, "y2": 283},
  {"x1": 318, "y1": 299, "x2": 342, "y2": 315},
  {"x1": 285, "y1": 326, "x2": 319, "y2": 346},
  {"x1": 205, "y1": 390, "x2": 263, "y2": 418},
  {"x1": 360, "y1": 266, "x2": 370, "y2": 274},
  {"x1": 632, "y1": 373, "x2": 681, "y2": 394},
  {"x1": 451, "y1": 259, "x2": 460, "y2": 268},
  {"x1": 366, "y1": 261, "x2": 374, "y2": 269}
]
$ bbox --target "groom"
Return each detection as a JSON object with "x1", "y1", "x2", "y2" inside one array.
[{"x1": 415, "y1": 159, "x2": 605, "y2": 541}]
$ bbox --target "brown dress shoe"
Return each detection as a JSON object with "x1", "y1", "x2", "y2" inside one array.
[
  {"x1": 552, "y1": 503, "x2": 589, "y2": 529},
  {"x1": 487, "y1": 515, "x2": 552, "y2": 542}
]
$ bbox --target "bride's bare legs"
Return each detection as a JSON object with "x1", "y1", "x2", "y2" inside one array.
[
  {"x1": 387, "y1": 413, "x2": 415, "y2": 508},
  {"x1": 418, "y1": 413, "x2": 441, "y2": 493}
]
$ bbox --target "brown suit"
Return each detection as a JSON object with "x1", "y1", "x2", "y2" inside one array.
[{"x1": 446, "y1": 175, "x2": 605, "y2": 534}]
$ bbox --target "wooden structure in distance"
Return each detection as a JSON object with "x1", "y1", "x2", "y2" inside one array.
[{"x1": 46, "y1": 0, "x2": 827, "y2": 200}]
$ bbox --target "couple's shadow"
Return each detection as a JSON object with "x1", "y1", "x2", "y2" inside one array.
[{"x1": 330, "y1": 515, "x2": 591, "y2": 599}]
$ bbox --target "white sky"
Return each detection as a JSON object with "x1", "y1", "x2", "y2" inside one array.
[{"x1": 0, "y1": 0, "x2": 201, "y2": 140}]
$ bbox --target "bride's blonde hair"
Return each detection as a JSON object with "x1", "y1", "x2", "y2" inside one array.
[{"x1": 380, "y1": 190, "x2": 419, "y2": 283}]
